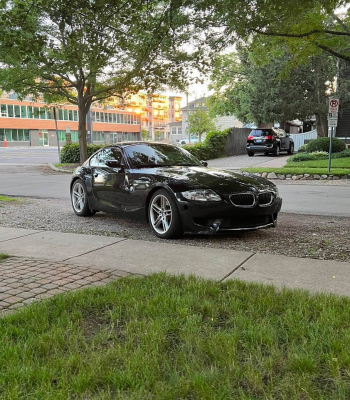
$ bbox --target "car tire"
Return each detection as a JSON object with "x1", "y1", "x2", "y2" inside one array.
[
  {"x1": 288, "y1": 143, "x2": 294, "y2": 154},
  {"x1": 273, "y1": 145, "x2": 280, "y2": 157},
  {"x1": 247, "y1": 151, "x2": 254, "y2": 157},
  {"x1": 71, "y1": 179, "x2": 95, "y2": 217},
  {"x1": 148, "y1": 189, "x2": 183, "y2": 239}
]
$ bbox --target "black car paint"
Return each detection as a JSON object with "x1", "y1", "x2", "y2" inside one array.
[{"x1": 71, "y1": 143, "x2": 282, "y2": 234}]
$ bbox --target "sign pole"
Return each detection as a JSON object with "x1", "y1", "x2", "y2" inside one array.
[
  {"x1": 328, "y1": 127, "x2": 333, "y2": 173},
  {"x1": 327, "y1": 98, "x2": 339, "y2": 174}
]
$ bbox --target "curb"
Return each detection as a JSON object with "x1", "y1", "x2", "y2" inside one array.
[
  {"x1": 252, "y1": 172, "x2": 350, "y2": 181},
  {"x1": 47, "y1": 163, "x2": 73, "y2": 174}
]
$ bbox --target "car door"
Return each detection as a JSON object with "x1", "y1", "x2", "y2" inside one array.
[
  {"x1": 277, "y1": 131, "x2": 288, "y2": 150},
  {"x1": 92, "y1": 147, "x2": 127, "y2": 211}
]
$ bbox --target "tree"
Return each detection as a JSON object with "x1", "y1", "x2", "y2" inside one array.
[
  {"x1": 193, "y1": 0, "x2": 350, "y2": 65},
  {"x1": 0, "y1": 0, "x2": 209, "y2": 164},
  {"x1": 155, "y1": 130, "x2": 162, "y2": 141},
  {"x1": 188, "y1": 109, "x2": 216, "y2": 142},
  {"x1": 207, "y1": 48, "x2": 348, "y2": 137},
  {"x1": 141, "y1": 129, "x2": 149, "y2": 141}
]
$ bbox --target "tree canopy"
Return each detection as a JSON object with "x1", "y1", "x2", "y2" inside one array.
[
  {"x1": 188, "y1": 108, "x2": 216, "y2": 142},
  {"x1": 0, "y1": 0, "x2": 210, "y2": 163},
  {"x1": 207, "y1": 47, "x2": 350, "y2": 136}
]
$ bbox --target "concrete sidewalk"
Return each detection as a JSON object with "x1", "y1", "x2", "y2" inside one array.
[{"x1": 1, "y1": 227, "x2": 349, "y2": 313}]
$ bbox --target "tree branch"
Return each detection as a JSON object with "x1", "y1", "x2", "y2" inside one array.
[{"x1": 251, "y1": 28, "x2": 350, "y2": 38}]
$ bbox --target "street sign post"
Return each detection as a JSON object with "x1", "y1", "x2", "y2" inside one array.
[{"x1": 327, "y1": 98, "x2": 339, "y2": 173}]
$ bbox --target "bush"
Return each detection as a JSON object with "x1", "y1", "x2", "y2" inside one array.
[
  {"x1": 297, "y1": 144, "x2": 307, "y2": 153},
  {"x1": 287, "y1": 148, "x2": 350, "y2": 162},
  {"x1": 61, "y1": 143, "x2": 104, "y2": 163},
  {"x1": 287, "y1": 151, "x2": 328, "y2": 162},
  {"x1": 182, "y1": 129, "x2": 229, "y2": 160},
  {"x1": 306, "y1": 137, "x2": 346, "y2": 153},
  {"x1": 332, "y1": 149, "x2": 350, "y2": 159}
]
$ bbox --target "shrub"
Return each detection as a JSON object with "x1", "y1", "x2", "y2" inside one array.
[
  {"x1": 332, "y1": 149, "x2": 350, "y2": 159},
  {"x1": 182, "y1": 129, "x2": 229, "y2": 160},
  {"x1": 297, "y1": 144, "x2": 307, "y2": 153},
  {"x1": 61, "y1": 143, "x2": 104, "y2": 163},
  {"x1": 306, "y1": 137, "x2": 346, "y2": 153},
  {"x1": 287, "y1": 151, "x2": 328, "y2": 162}
]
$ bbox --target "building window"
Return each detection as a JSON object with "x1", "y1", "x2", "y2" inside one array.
[
  {"x1": 1, "y1": 104, "x2": 7, "y2": 117},
  {"x1": 0, "y1": 128, "x2": 29, "y2": 141},
  {"x1": 14, "y1": 105, "x2": 21, "y2": 118},
  {"x1": 63, "y1": 109, "x2": 68, "y2": 121},
  {"x1": 40, "y1": 108, "x2": 46, "y2": 119},
  {"x1": 21, "y1": 106, "x2": 27, "y2": 118},
  {"x1": 33, "y1": 107, "x2": 39, "y2": 119},
  {"x1": 74, "y1": 110, "x2": 78, "y2": 121},
  {"x1": 68, "y1": 110, "x2": 74, "y2": 121},
  {"x1": 7, "y1": 105, "x2": 14, "y2": 117},
  {"x1": 93, "y1": 131, "x2": 105, "y2": 141}
]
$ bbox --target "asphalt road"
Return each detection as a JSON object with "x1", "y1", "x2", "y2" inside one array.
[
  {"x1": 0, "y1": 164, "x2": 349, "y2": 217},
  {"x1": 0, "y1": 147, "x2": 60, "y2": 164}
]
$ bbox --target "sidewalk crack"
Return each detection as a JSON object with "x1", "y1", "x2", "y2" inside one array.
[
  {"x1": 220, "y1": 253, "x2": 255, "y2": 282},
  {"x1": 60, "y1": 238, "x2": 128, "y2": 262}
]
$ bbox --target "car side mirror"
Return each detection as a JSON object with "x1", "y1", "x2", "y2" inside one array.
[
  {"x1": 201, "y1": 160, "x2": 208, "y2": 167},
  {"x1": 105, "y1": 160, "x2": 124, "y2": 170}
]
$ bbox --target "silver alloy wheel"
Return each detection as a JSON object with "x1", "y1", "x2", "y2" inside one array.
[
  {"x1": 276, "y1": 146, "x2": 280, "y2": 156},
  {"x1": 150, "y1": 194, "x2": 172, "y2": 235},
  {"x1": 72, "y1": 182, "x2": 85, "y2": 213}
]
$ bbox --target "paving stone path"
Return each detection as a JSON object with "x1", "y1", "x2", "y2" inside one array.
[{"x1": 0, "y1": 257, "x2": 135, "y2": 315}]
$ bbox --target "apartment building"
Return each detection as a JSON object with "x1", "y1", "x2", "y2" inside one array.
[{"x1": 0, "y1": 93, "x2": 140, "y2": 147}]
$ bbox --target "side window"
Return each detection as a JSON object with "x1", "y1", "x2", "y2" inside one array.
[
  {"x1": 99, "y1": 148, "x2": 124, "y2": 167},
  {"x1": 89, "y1": 152, "x2": 100, "y2": 167}
]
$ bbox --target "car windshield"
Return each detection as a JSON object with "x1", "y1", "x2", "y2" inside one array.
[
  {"x1": 124, "y1": 143, "x2": 202, "y2": 168},
  {"x1": 250, "y1": 129, "x2": 273, "y2": 137}
]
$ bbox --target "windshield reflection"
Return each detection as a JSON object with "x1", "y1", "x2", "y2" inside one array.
[{"x1": 124, "y1": 144, "x2": 202, "y2": 168}]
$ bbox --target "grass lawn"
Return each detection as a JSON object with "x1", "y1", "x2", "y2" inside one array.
[
  {"x1": 1, "y1": 274, "x2": 350, "y2": 399},
  {"x1": 0, "y1": 195, "x2": 23, "y2": 205},
  {"x1": 243, "y1": 166, "x2": 350, "y2": 175},
  {"x1": 287, "y1": 158, "x2": 350, "y2": 169},
  {"x1": 0, "y1": 253, "x2": 9, "y2": 261}
]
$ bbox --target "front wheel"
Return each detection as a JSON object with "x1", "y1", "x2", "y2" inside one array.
[
  {"x1": 274, "y1": 145, "x2": 280, "y2": 157},
  {"x1": 247, "y1": 151, "x2": 254, "y2": 157},
  {"x1": 148, "y1": 189, "x2": 183, "y2": 239},
  {"x1": 71, "y1": 179, "x2": 95, "y2": 217},
  {"x1": 288, "y1": 143, "x2": 294, "y2": 154}
]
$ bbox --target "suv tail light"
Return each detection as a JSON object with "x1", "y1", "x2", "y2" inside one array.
[
  {"x1": 247, "y1": 135, "x2": 254, "y2": 140},
  {"x1": 264, "y1": 135, "x2": 274, "y2": 140}
]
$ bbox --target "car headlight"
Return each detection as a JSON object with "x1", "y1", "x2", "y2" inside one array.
[
  {"x1": 181, "y1": 189, "x2": 221, "y2": 202},
  {"x1": 272, "y1": 186, "x2": 279, "y2": 197}
]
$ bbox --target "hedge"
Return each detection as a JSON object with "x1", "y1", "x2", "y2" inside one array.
[
  {"x1": 306, "y1": 137, "x2": 346, "y2": 153},
  {"x1": 182, "y1": 129, "x2": 229, "y2": 160},
  {"x1": 288, "y1": 149, "x2": 350, "y2": 162},
  {"x1": 61, "y1": 129, "x2": 230, "y2": 163},
  {"x1": 61, "y1": 143, "x2": 104, "y2": 163}
]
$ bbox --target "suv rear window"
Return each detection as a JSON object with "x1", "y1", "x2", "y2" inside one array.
[{"x1": 250, "y1": 129, "x2": 273, "y2": 137}]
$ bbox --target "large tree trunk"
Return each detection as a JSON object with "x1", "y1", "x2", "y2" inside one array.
[
  {"x1": 315, "y1": 113, "x2": 328, "y2": 137},
  {"x1": 77, "y1": 90, "x2": 90, "y2": 165}
]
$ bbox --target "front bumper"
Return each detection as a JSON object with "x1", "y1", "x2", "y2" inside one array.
[{"x1": 174, "y1": 194, "x2": 282, "y2": 235}]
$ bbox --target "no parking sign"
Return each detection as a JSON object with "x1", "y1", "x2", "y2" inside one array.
[{"x1": 329, "y1": 98, "x2": 339, "y2": 114}]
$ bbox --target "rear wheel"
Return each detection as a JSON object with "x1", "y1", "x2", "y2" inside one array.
[
  {"x1": 71, "y1": 179, "x2": 95, "y2": 217},
  {"x1": 288, "y1": 143, "x2": 294, "y2": 154},
  {"x1": 148, "y1": 189, "x2": 183, "y2": 239},
  {"x1": 273, "y1": 145, "x2": 280, "y2": 157},
  {"x1": 247, "y1": 151, "x2": 254, "y2": 157}
]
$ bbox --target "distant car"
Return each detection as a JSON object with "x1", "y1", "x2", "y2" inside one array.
[
  {"x1": 179, "y1": 138, "x2": 199, "y2": 146},
  {"x1": 246, "y1": 128, "x2": 294, "y2": 156},
  {"x1": 70, "y1": 142, "x2": 282, "y2": 239}
]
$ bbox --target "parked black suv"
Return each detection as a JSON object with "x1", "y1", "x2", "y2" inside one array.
[{"x1": 246, "y1": 128, "x2": 294, "y2": 157}]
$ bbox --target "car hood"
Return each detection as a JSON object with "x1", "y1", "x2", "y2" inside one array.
[{"x1": 133, "y1": 166, "x2": 276, "y2": 194}]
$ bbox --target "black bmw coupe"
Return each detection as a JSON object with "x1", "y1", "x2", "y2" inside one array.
[{"x1": 70, "y1": 142, "x2": 282, "y2": 238}]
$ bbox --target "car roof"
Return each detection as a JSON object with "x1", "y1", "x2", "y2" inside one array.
[{"x1": 107, "y1": 141, "x2": 174, "y2": 148}]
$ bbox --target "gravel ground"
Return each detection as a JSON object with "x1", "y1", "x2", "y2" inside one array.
[{"x1": 1, "y1": 196, "x2": 349, "y2": 263}]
